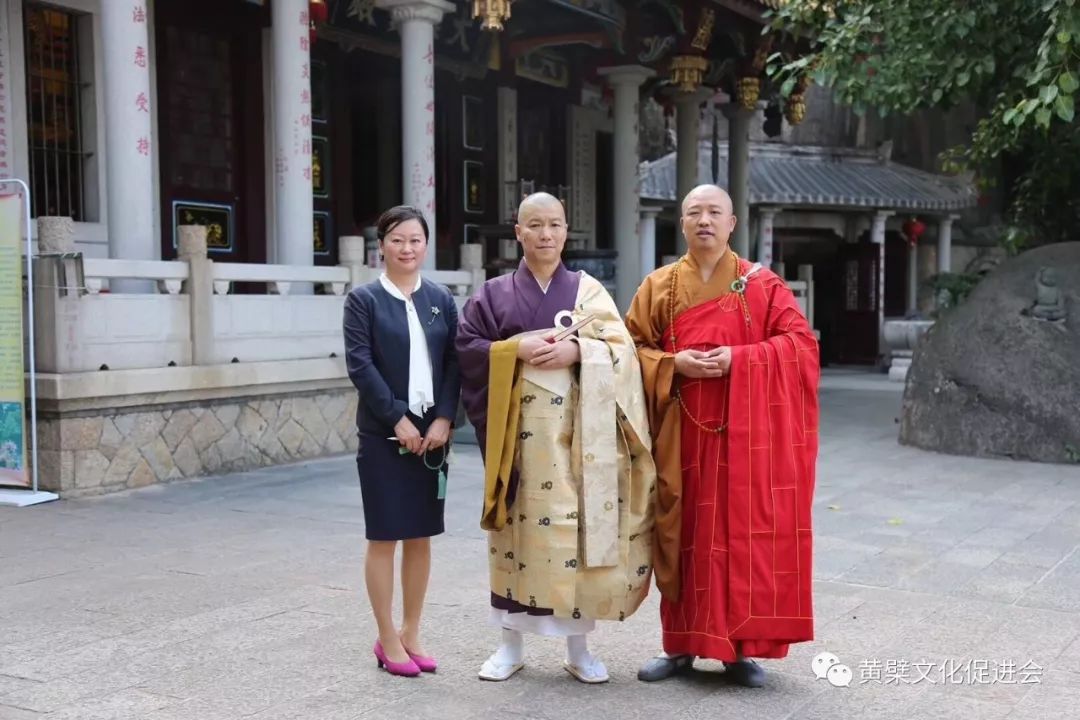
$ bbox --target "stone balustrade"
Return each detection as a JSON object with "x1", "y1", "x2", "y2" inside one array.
[
  {"x1": 26, "y1": 228, "x2": 485, "y2": 496},
  {"x1": 883, "y1": 319, "x2": 935, "y2": 382},
  {"x1": 30, "y1": 230, "x2": 484, "y2": 375}
]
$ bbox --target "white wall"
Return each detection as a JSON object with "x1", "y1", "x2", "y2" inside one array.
[{"x1": 2, "y1": 0, "x2": 164, "y2": 258}]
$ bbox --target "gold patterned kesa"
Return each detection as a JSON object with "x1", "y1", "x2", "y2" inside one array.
[
  {"x1": 670, "y1": 55, "x2": 709, "y2": 93},
  {"x1": 473, "y1": 0, "x2": 512, "y2": 31},
  {"x1": 482, "y1": 273, "x2": 657, "y2": 622}
]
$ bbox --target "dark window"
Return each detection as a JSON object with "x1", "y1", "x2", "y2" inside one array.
[{"x1": 23, "y1": 2, "x2": 93, "y2": 220}]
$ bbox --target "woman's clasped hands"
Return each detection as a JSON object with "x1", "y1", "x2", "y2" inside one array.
[{"x1": 394, "y1": 415, "x2": 451, "y2": 455}]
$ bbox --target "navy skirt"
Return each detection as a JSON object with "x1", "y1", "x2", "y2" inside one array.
[{"x1": 356, "y1": 432, "x2": 448, "y2": 541}]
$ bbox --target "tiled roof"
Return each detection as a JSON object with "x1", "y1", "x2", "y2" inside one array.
[{"x1": 640, "y1": 142, "x2": 977, "y2": 212}]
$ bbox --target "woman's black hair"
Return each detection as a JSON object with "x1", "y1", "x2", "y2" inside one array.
[{"x1": 376, "y1": 205, "x2": 429, "y2": 242}]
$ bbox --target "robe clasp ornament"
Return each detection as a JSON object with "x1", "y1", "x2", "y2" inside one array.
[
  {"x1": 730, "y1": 262, "x2": 764, "y2": 295},
  {"x1": 549, "y1": 310, "x2": 596, "y2": 343}
]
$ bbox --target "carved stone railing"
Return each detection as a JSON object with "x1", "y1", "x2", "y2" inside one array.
[
  {"x1": 82, "y1": 258, "x2": 190, "y2": 295},
  {"x1": 211, "y1": 263, "x2": 349, "y2": 296},
  {"x1": 30, "y1": 229, "x2": 485, "y2": 374},
  {"x1": 883, "y1": 319, "x2": 934, "y2": 382}
]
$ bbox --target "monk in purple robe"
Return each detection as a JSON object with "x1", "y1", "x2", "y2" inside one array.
[{"x1": 456, "y1": 193, "x2": 656, "y2": 684}]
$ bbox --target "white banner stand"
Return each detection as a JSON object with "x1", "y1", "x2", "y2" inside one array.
[{"x1": 0, "y1": 178, "x2": 58, "y2": 507}]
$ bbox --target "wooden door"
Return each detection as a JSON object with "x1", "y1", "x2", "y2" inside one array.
[
  {"x1": 833, "y1": 241, "x2": 881, "y2": 364},
  {"x1": 154, "y1": 0, "x2": 267, "y2": 263}
]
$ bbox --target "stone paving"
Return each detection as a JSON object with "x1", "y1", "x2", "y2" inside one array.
[{"x1": 2, "y1": 369, "x2": 1079, "y2": 719}]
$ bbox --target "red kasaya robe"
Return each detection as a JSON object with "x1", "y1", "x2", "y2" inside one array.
[{"x1": 626, "y1": 252, "x2": 820, "y2": 661}]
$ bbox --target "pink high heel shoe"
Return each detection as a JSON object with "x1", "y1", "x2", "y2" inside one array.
[
  {"x1": 374, "y1": 640, "x2": 421, "y2": 677},
  {"x1": 402, "y1": 643, "x2": 437, "y2": 673}
]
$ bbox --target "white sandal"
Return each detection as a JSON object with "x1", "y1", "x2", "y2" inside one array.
[
  {"x1": 479, "y1": 655, "x2": 524, "y2": 681},
  {"x1": 563, "y1": 656, "x2": 610, "y2": 684}
]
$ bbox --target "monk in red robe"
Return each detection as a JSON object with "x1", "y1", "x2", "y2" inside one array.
[{"x1": 627, "y1": 185, "x2": 820, "y2": 687}]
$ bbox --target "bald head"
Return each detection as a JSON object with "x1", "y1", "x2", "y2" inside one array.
[
  {"x1": 515, "y1": 192, "x2": 568, "y2": 268},
  {"x1": 681, "y1": 184, "x2": 733, "y2": 215},
  {"x1": 517, "y1": 192, "x2": 566, "y2": 224},
  {"x1": 680, "y1": 184, "x2": 737, "y2": 255}
]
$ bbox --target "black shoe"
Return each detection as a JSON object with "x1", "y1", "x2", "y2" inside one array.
[
  {"x1": 637, "y1": 654, "x2": 694, "y2": 682},
  {"x1": 725, "y1": 658, "x2": 766, "y2": 688}
]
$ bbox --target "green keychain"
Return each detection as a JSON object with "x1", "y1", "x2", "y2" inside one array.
[
  {"x1": 436, "y1": 467, "x2": 447, "y2": 500},
  {"x1": 398, "y1": 444, "x2": 449, "y2": 499}
]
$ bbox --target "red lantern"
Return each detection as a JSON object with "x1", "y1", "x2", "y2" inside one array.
[
  {"x1": 902, "y1": 217, "x2": 926, "y2": 248},
  {"x1": 309, "y1": 0, "x2": 328, "y2": 23},
  {"x1": 309, "y1": 0, "x2": 328, "y2": 42}
]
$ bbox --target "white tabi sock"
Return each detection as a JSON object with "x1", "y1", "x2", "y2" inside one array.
[
  {"x1": 565, "y1": 634, "x2": 608, "y2": 682},
  {"x1": 492, "y1": 627, "x2": 524, "y2": 666},
  {"x1": 566, "y1": 634, "x2": 592, "y2": 667}
]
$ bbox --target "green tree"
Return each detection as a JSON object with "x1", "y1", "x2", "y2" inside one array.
[{"x1": 767, "y1": 0, "x2": 1080, "y2": 248}]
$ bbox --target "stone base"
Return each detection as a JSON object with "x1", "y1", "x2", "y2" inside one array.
[
  {"x1": 32, "y1": 359, "x2": 358, "y2": 497},
  {"x1": 888, "y1": 359, "x2": 911, "y2": 382},
  {"x1": 0, "y1": 489, "x2": 61, "y2": 507},
  {"x1": 888, "y1": 350, "x2": 913, "y2": 382}
]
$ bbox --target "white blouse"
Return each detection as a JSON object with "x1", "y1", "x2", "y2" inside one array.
[{"x1": 378, "y1": 273, "x2": 435, "y2": 418}]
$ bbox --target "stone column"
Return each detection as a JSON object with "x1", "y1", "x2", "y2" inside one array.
[
  {"x1": 271, "y1": 0, "x2": 314, "y2": 276},
  {"x1": 917, "y1": 241, "x2": 937, "y2": 314},
  {"x1": 378, "y1": 0, "x2": 453, "y2": 269},
  {"x1": 178, "y1": 226, "x2": 214, "y2": 366},
  {"x1": 673, "y1": 89, "x2": 711, "y2": 252},
  {"x1": 339, "y1": 235, "x2": 367, "y2": 289},
  {"x1": 937, "y1": 214, "x2": 958, "y2": 274},
  {"x1": 906, "y1": 240, "x2": 919, "y2": 315},
  {"x1": 639, "y1": 206, "x2": 662, "y2": 277},
  {"x1": 871, "y1": 210, "x2": 895, "y2": 357},
  {"x1": 101, "y1": 0, "x2": 156, "y2": 289},
  {"x1": 757, "y1": 207, "x2": 779, "y2": 268},
  {"x1": 599, "y1": 65, "x2": 654, "y2": 311},
  {"x1": 725, "y1": 104, "x2": 752, "y2": 258},
  {"x1": 37, "y1": 217, "x2": 75, "y2": 254}
]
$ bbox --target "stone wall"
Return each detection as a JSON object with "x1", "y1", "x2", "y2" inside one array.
[{"x1": 37, "y1": 390, "x2": 358, "y2": 496}]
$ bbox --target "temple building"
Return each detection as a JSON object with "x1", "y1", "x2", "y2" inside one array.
[{"x1": 0, "y1": 0, "x2": 980, "y2": 495}]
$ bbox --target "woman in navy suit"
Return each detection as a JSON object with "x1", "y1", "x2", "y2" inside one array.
[{"x1": 343, "y1": 205, "x2": 461, "y2": 677}]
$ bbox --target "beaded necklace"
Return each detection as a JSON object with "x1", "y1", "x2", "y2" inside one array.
[{"x1": 667, "y1": 250, "x2": 752, "y2": 435}]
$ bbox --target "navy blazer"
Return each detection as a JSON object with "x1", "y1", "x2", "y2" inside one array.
[{"x1": 343, "y1": 278, "x2": 461, "y2": 435}]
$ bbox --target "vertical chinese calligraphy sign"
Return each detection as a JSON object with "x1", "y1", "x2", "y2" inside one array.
[
  {"x1": 0, "y1": 1, "x2": 12, "y2": 178},
  {"x1": 0, "y1": 193, "x2": 27, "y2": 487}
]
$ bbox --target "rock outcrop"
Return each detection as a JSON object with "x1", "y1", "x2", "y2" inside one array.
[{"x1": 899, "y1": 242, "x2": 1080, "y2": 463}]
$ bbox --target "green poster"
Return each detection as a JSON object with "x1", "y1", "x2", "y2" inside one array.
[{"x1": 0, "y1": 194, "x2": 27, "y2": 487}]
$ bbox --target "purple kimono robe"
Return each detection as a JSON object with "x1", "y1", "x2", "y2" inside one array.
[
  {"x1": 456, "y1": 260, "x2": 581, "y2": 454},
  {"x1": 456, "y1": 260, "x2": 581, "y2": 617}
]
